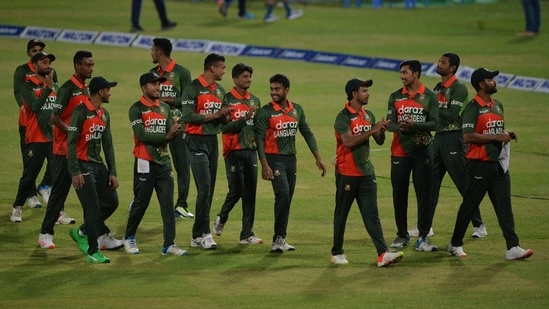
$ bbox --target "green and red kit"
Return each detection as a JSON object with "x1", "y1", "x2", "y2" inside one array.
[
  {"x1": 221, "y1": 88, "x2": 261, "y2": 157},
  {"x1": 151, "y1": 60, "x2": 191, "y2": 121},
  {"x1": 129, "y1": 96, "x2": 173, "y2": 165},
  {"x1": 181, "y1": 75, "x2": 226, "y2": 135},
  {"x1": 20, "y1": 76, "x2": 57, "y2": 143},
  {"x1": 334, "y1": 102, "x2": 376, "y2": 176},
  {"x1": 255, "y1": 100, "x2": 319, "y2": 159},
  {"x1": 67, "y1": 100, "x2": 116, "y2": 177},
  {"x1": 433, "y1": 75, "x2": 468, "y2": 132},
  {"x1": 462, "y1": 94, "x2": 506, "y2": 162},
  {"x1": 14, "y1": 60, "x2": 58, "y2": 127},
  {"x1": 53, "y1": 75, "x2": 90, "y2": 156},
  {"x1": 386, "y1": 83, "x2": 439, "y2": 156}
]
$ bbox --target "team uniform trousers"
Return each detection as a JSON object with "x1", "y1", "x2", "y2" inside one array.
[
  {"x1": 391, "y1": 146, "x2": 433, "y2": 238},
  {"x1": 13, "y1": 142, "x2": 55, "y2": 207},
  {"x1": 451, "y1": 159, "x2": 519, "y2": 249},
  {"x1": 186, "y1": 134, "x2": 218, "y2": 239},
  {"x1": 430, "y1": 130, "x2": 483, "y2": 227},
  {"x1": 73, "y1": 160, "x2": 119, "y2": 255},
  {"x1": 126, "y1": 159, "x2": 176, "y2": 247},
  {"x1": 169, "y1": 130, "x2": 190, "y2": 208},
  {"x1": 41, "y1": 154, "x2": 72, "y2": 235},
  {"x1": 266, "y1": 154, "x2": 296, "y2": 243},
  {"x1": 217, "y1": 149, "x2": 258, "y2": 240},
  {"x1": 19, "y1": 126, "x2": 51, "y2": 197},
  {"x1": 332, "y1": 173, "x2": 388, "y2": 256}
]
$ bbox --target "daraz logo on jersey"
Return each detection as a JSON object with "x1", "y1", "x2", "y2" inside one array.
[
  {"x1": 85, "y1": 123, "x2": 105, "y2": 142},
  {"x1": 478, "y1": 114, "x2": 505, "y2": 135},
  {"x1": 143, "y1": 114, "x2": 167, "y2": 134},
  {"x1": 351, "y1": 123, "x2": 372, "y2": 135},
  {"x1": 41, "y1": 94, "x2": 57, "y2": 111},
  {"x1": 273, "y1": 119, "x2": 298, "y2": 139},
  {"x1": 437, "y1": 93, "x2": 449, "y2": 108},
  {"x1": 198, "y1": 99, "x2": 222, "y2": 116},
  {"x1": 160, "y1": 83, "x2": 176, "y2": 98},
  {"x1": 396, "y1": 102, "x2": 426, "y2": 123}
]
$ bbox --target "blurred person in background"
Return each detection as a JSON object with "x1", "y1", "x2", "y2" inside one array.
[
  {"x1": 219, "y1": 0, "x2": 255, "y2": 19},
  {"x1": 263, "y1": 0, "x2": 303, "y2": 23},
  {"x1": 131, "y1": 0, "x2": 177, "y2": 32},
  {"x1": 517, "y1": 0, "x2": 541, "y2": 37}
]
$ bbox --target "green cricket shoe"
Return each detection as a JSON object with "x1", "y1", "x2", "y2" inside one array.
[
  {"x1": 69, "y1": 228, "x2": 89, "y2": 255},
  {"x1": 87, "y1": 250, "x2": 110, "y2": 263}
]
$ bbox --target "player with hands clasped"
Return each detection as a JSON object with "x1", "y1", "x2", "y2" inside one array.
[
  {"x1": 386, "y1": 60, "x2": 440, "y2": 253},
  {"x1": 123, "y1": 72, "x2": 187, "y2": 257},
  {"x1": 331, "y1": 78, "x2": 404, "y2": 267}
]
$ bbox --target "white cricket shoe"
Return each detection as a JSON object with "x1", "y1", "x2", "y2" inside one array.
[
  {"x1": 27, "y1": 196, "x2": 42, "y2": 208},
  {"x1": 330, "y1": 254, "x2": 349, "y2": 265},
  {"x1": 38, "y1": 233, "x2": 55, "y2": 249},
  {"x1": 447, "y1": 244, "x2": 467, "y2": 258},
  {"x1": 505, "y1": 246, "x2": 533, "y2": 260},
  {"x1": 10, "y1": 207, "x2": 22, "y2": 223}
]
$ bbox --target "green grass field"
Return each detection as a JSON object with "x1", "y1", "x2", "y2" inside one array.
[{"x1": 1, "y1": 0, "x2": 548, "y2": 308}]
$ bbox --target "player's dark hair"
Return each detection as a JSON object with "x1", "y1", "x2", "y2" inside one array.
[
  {"x1": 400, "y1": 59, "x2": 422, "y2": 78},
  {"x1": 73, "y1": 50, "x2": 92, "y2": 66},
  {"x1": 203, "y1": 53, "x2": 225, "y2": 71},
  {"x1": 443, "y1": 53, "x2": 460, "y2": 74},
  {"x1": 153, "y1": 37, "x2": 172, "y2": 57},
  {"x1": 232, "y1": 63, "x2": 253, "y2": 79},
  {"x1": 270, "y1": 74, "x2": 290, "y2": 88}
]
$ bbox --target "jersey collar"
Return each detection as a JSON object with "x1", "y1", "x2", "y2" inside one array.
[
  {"x1": 402, "y1": 82, "x2": 426, "y2": 98},
  {"x1": 83, "y1": 99, "x2": 104, "y2": 117},
  {"x1": 345, "y1": 101, "x2": 365, "y2": 116},
  {"x1": 441, "y1": 75, "x2": 458, "y2": 88},
  {"x1": 27, "y1": 60, "x2": 36, "y2": 73},
  {"x1": 70, "y1": 75, "x2": 87, "y2": 91},
  {"x1": 230, "y1": 87, "x2": 250, "y2": 100},
  {"x1": 270, "y1": 100, "x2": 294, "y2": 112},
  {"x1": 473, "y1": 94, "x2": 495, "y2": 108},
  {"x1": 198, "y1": 74, "x2": 217, "y2": 92},
  {"x1": 139, "y1": 95, "x2": 160, "y2": 107},
  {"x1": 27, "y1": 75, "x2": 46, "y2": 88},
  {"x1": 156, "y1": 59, "x2": 176, "y2": 75}
]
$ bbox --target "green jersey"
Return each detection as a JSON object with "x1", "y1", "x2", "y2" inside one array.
[
  {"x1": 462, "y1": 94, "x2": 506, "y2": 162},
  {"x1": 334, "y1": 103, "x2": 376, "y2": 176},
  {"x1": 67, "y1": 100, "x2": 116, "y2": 177},
  {"x1": 13, "y1": 60, "x2": 58, "y2": 126},
  {"x1": 129, "y1": 96, "x2": 173, "y2": 166},
  {"x1": 433, "y1": 75, "x2": 468, "y2": 132},
  {"x1": 181, "y1": 75, "x2": 226, "y2": 135},
  {"x1": 151, "y1": 60, "x2": 191, "y2": 122},
  {"x1": 220, "y1": 87, "x2": 261, "y2": 157},
  {"x1": 52, "y1": 75, "x2": 90, "y2": 156},
  {"x1": 19, "y1": 75, "x2": 57, "y2": 143},
  {"x1": 387, "y1": 83, "x2": 439, "y2": 156},
  {"x1": 255, "y1": 100, "x2": 319, "y2": 158}
]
